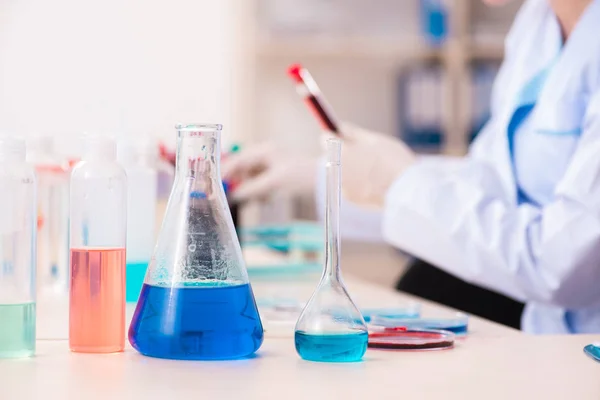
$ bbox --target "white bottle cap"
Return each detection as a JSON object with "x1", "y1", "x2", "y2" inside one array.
[
  {"x1": 82, "y1": 134, "x2": 116, "y2": 161},
  {"x1": 117, "y1": 137, "x2": 158, "y2": 166},
  {"x1": 27, "y1": 135, "x2": 54, "y2": 154},
  {"x1": 0, "y1": 136, "x2": 26, "y2": 161}
]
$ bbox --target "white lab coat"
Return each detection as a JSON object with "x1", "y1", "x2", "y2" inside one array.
[
  {"x1": 318, "y1": 0, "x2": 600, "y2": 334},
  {"x1": 384, "y1": 0, "x2": 600, "y2": 334}
]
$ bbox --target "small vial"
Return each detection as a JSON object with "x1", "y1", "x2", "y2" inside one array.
[
  {"x1": 0, "y1": 136, "x2": 37, "y2": 358},
  {"x1": 69, "y1": 135, "x2": 127, "y2": 353}
]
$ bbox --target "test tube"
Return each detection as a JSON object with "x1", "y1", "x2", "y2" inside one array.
[
  {"x1": 69, "y1": 135, "x2": 127, "y2": 353},
  {"x1": 0, "y1": 136, "x2": 37, "y2": 358}
]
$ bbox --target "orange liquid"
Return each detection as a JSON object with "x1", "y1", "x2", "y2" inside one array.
[{"x1": 69, "y1": 247, "x2": 126, "y2": 353}]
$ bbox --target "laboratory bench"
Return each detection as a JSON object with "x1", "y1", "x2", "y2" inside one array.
[
  {"x1": 3, "y1": 243, "x2": 598, "y2": 399},
  {"x1": 1, "y1": 333, "x2": 597, "y2": 399}
]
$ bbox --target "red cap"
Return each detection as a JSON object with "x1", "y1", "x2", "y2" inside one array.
[{"x1": 287, "y1": 63, "x2": 304, "y2": 83}]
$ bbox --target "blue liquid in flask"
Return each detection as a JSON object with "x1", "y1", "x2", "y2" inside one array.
[
  {"x1": 295, "y1": 331, "x2": 368, "y2": 362},
  {"x1": 129, "y1": 282, "x2": 264, "y2": 360}
]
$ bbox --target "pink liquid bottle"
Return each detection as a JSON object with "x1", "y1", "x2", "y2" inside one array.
[{"x1": 69, "y1": 135, "x2": 127, "y2": 353}]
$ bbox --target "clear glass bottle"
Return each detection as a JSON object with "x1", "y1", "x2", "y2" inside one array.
[
  {"x1": 294, "y1": 138, "x2": 368, "y2": 362},
  {"x1": 0, "y1": 136, "x2": 37, "y2": 358},
  {"x1": 117, "y1": 138, "x2": 157, "y2": 303},
  {"x1": 26, "y1": 135, "x2": 70, "y2": 294},
  {"x1": 69, "y1": 135, "x2": 127, "y2": 353},
  {"x1": 129, "y1": 123, "x2": 263, "y2": 360}
]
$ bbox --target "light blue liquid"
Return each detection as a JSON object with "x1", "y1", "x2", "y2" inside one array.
[
  {"x1": 0, "y1": 303, "x2": 36, "y2": 358},
  {"x1": 295, "y1": 331, "x2": 368, "y2": 362},
  {"x1": 126, "y1": 262, "x2": 148, "y2": 303}
]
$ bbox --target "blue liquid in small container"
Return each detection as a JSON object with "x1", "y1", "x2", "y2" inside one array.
[
  {"x1": 125, "y1": 262, "x2": 148, "y2": 303},
  {"x1": 295, "y1": 331, "x2": 368, "y2": 362},
  {"x1": 129, "y1": 282, "x2": 264, "y2": 360}
]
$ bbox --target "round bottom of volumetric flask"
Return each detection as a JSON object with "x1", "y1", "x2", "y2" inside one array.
[
  {"x1": 368, "y1": 328, "x2": 455, "y2": 351},
  {"x1": 295, "y1": 331, "x2": 368, "y2": 363}
]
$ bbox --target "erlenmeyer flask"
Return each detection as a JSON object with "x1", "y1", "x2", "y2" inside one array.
[
  {"x1": 129, "y1": 124, "x2": 263, "y2": 360},
  {"x1": 294, "y1": 138, "x2": 368, "y2": 362}
]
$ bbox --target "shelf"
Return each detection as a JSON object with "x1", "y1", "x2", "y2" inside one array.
[
  {"x1": 256, "y1": 35, "x2": 442, "y2": 60},
  {"x1": 469, "y1": 33, "x2": 506, "y2": 60}
]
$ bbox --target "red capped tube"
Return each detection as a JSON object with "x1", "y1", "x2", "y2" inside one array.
[{"x1": 287, "y1": 64, "x2": 339, "y2": 134}]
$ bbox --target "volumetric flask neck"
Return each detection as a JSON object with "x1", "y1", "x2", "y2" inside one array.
[
  {"x1": 323, "y1": 139, "x2": 341, "y2": 284},
  {"x1": 129, "y1": 123, "x2": 263, "y2": 360}
]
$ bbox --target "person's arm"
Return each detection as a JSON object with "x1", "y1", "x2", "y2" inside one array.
[{"x1": 383, "y1": 93, "x2": 600, "y2": 309}]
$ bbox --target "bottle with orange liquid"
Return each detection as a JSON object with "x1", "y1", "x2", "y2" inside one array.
[{"x1": 69, "y1": 135, "x2": 127, "y2": 353}]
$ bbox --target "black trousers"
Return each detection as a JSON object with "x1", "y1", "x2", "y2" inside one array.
[{"x1": 396, "y1": 259, "x2": 525, "y2": 329}]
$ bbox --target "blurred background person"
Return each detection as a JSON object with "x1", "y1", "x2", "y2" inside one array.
[{"x1": 223, "y1": 0, "x2": 600, "y2": 334}]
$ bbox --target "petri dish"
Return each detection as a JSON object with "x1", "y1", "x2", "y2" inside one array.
[
  {"x1": 369, "y1": 313, "x2": 469, "y2": 335},
  {"x1": 368, "y1": 328, "x2": 455, "y2": 351},
  {"x1": 584, "y1": 343, "x2": 600, "y2": 363},
  {"x1": 361, "y1": 303, "x2": 421, "y2": 323}
]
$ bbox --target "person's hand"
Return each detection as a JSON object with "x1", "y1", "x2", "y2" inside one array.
[
  {"x1": 331, "y1": 123, "x2": 415, "y2": 208},
  {"x1": 221, "y1": 143, "x2": 318, "y2": 202}
]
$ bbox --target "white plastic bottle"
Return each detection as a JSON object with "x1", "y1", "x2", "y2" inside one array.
[
  {"x1": 26, "y1": 135, "x2": 69, "y2": 293},
  {"x1": 69, "y1": 135, "x2": 127, "y2": 353},
  {"x1": 117, "y1": 138, "x2": 157, "y2": 302},
  {"x1": 0, "y1": 136, "x2": 37, "y2": 358}
]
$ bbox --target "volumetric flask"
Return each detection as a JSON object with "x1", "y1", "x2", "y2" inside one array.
[
  {"x1": 129, "y1": 124, "x2": 264, "y2": 360},
  {"x1": 0, "y1": 137, "x2": 36, "y2": 358},
  {"x1": 294, "y1": 139, "x2": 368, "y2": 363}
]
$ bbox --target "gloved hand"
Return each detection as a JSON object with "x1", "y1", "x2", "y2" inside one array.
[
  {"x1": 332, "y1": 123, "x2": 416, "y2": 209},
  {"x1": 221, "y1": 143, "x2": 318, "y2": 202}
]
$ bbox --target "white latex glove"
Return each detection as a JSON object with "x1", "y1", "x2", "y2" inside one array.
[
  {"x1": 332, "y1": 123, "x2": 416, "y2": 209},
  {"x1": 221, "y1": 143, "x2": 318, "y2": 202}
]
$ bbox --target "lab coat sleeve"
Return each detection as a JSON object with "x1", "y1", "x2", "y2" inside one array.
[
  {"x1": 315, "y1": 154, "x2": 459, "y2": 243},
  {"x1": 382, "y1": 94, "x2": 600, "y2": 309}
]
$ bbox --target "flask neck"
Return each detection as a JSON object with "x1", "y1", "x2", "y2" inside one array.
[
  {"x1": 323, "y1": 158, "x2": 341, "y2": 283},
  {"x1": 175, "y1": 130, "x2": 221, "y2": 180}
]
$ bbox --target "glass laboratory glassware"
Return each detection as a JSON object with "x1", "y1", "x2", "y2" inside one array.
[
  {"x1": 0, "y1": 136, "x2": 37, "y2": 358},
  {"x1": 26, "y1": 135, "x2": 70, "y2": 294},
  {"x1": 294, "y1": 138, "x2": 368, "y2": 362},
  {"x1": 117, "y1": 138, "x2": 157, "y2": 302},
  {"x1": 129, "y1": 123, "x2": 264, "y2": 360},
  {"x1": 69, "y1": 135, "x2": 127, "y2": 353}
]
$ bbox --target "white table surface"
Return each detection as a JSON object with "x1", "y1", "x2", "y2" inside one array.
[
  {"x1": 1, "y1": 334, "x2": 598, "y2": 400},
  {"x1": 6, "y1": 243, "x2": 598, "y2": 400}
]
